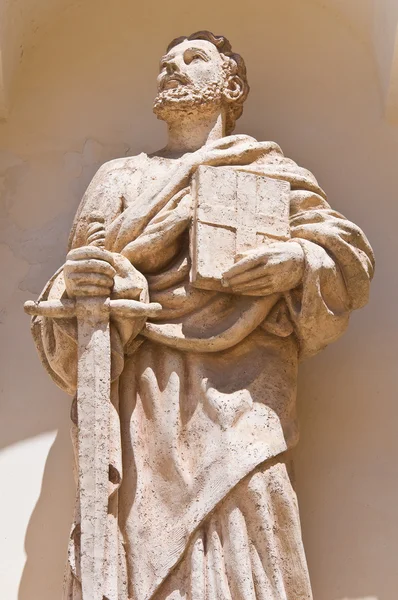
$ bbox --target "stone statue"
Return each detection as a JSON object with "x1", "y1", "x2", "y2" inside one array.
[{"x1": 25, "y1": 31, "x2": 374, "y2": 600}]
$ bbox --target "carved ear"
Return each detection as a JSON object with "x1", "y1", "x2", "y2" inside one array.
[{"x1": 223, "y1": 75, "x2": 245, "y2": 104}]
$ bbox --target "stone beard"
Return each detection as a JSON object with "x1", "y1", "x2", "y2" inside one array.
[
  {"x1": 153, "y1": 79, "x2": 225, "y2": 119},
  {"x1": 27, "y1": 31, "x2": 374, "y2": 600}
]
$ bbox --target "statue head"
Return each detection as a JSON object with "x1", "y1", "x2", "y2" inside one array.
[{"x1": 153, "y1": 31, "x2": 250, "y2": 135}]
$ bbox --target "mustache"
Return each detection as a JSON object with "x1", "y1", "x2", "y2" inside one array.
[{"x1": 159, "y1": 72, "x2": 191, "y2": 90}]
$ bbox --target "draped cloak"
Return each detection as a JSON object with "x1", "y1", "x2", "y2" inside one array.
[{"x1": 30, "y1": 135, "x2": 374, "y2": 600}]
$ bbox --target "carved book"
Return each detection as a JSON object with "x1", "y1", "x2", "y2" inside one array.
[{"x1": 190, "y1": 166, "x2": 291, "y2": 291}]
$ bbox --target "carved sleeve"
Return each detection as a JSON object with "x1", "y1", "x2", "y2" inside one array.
[{"x1": 285, "y1": 190, "x2": 375, "y2": 358}]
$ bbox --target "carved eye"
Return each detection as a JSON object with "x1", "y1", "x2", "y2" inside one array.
[{"x1": 184, "y1": 50, "x2": 206, "y2": 65}]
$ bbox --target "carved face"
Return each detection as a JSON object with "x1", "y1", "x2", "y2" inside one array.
[
  {"x1": 157, "y1": 39, "x2": 226, "y2": 92},
  {"x1": 153, "y1": 39, "x2": 228, "y2": 120}
]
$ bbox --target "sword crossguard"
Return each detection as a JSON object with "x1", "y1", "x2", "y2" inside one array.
[{"x1": 24, "y1": 298, "x2": 162, "y2": 319}]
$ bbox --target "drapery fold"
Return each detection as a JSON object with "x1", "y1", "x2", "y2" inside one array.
[{"x1": 152, "y1": 457, "x2": 312, "y2": 600}]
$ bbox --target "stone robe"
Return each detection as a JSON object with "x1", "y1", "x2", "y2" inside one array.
[{"x1": 31, "y1": 135, "x2": 374, "y2": 600}]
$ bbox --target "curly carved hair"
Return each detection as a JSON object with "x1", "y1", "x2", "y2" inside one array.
[{"x1": 167, "y1": 31, "x2": 250, "y2": 135}]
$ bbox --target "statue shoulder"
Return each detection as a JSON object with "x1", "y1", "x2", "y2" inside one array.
[
  {"x1": 94, "y1": 152, "x2": 147, "y2": 179},
  {"x1": 69, "y1": 153, "x2": 147, "y2": 248}
]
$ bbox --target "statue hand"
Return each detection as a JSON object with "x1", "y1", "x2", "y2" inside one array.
[
  {"x1": 65, "y1": 246, "x2": 147, "y2": 300},
  {"x1": 64, "y1": 246, "x2": 116, "y2": 298},
  {"x1": 64, "y1": 246, "x2": 149, "y2": 346},
  {"x1": 110, "y1": 253, "x2": 149, "y2": 346},
  {"x1": 222, "y1": 241, "x2": 305, "y2": 296}
]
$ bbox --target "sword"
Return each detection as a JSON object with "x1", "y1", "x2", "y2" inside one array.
[{"x1": 24, "y1": 221, "x2": 161, "y2": 600}]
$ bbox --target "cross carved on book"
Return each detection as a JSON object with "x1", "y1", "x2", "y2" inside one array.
[{"x1": 190, "y1": 166, "x2": 291, "y2": 292}]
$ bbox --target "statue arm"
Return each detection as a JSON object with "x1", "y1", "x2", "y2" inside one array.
[
  {"x1": 30, "y1": 158, "x2": 147, "y2": 394},
  {"x1": 285, "y1": 190, "x2": 375, "y2": 358}
]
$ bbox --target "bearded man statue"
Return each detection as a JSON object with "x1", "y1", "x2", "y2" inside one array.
[{"x1": 30, "y1": 31, "x2": 374, "y2": 600}]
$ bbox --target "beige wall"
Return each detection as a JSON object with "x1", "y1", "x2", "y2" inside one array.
[{"x1": 0, "y1": 1, "x2": 396, "y2": 599}]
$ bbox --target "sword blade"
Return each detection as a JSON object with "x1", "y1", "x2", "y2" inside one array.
[{"x1": 76, "y1": 296, "x2": 111, "y2": 600}]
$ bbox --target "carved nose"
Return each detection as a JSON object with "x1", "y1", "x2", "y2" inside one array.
[{"x1": 166, "y1": 61, "x2": 179, "y2": 75}]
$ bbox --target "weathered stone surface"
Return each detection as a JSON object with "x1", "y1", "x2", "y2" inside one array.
[{"x1": 26, "y1": 30, "x2": 374, "y2": 600}]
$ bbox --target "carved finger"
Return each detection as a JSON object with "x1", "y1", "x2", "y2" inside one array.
[
  {"x1": 223, "y1": 264, "x2": 269, "y2": 286},
  {"x1": 222, "y1": 252, "x2": 268, "y2": 281},
  {"x1": 231, "y1": 275, "x2": 273, "y2": 292},
  {"x1": 87, "y1": 222, "x2": 105, "y2": 235},
  {"x1": 65, "y1": 259, "x2": 116, "y2": 277},
  {"x1": 67, "y1": 246, "x2": 115, "y2": 266},
  {"x1": 67, "y1": 272, "x2": 114, "y2": 288},
  {"x1": 73, "y1": 284, "x2": 112, "y2": 297},
  {"x1": 87, "y1": 232, "x2": 106, "y2": 247}
]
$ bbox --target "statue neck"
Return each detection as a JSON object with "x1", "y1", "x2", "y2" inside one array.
[{"x1": 162, "y1": 109, "x2": 227, "y2": 157}]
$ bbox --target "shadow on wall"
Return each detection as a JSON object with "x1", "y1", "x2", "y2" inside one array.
[{"x1": 17, "y1": 425, "x2": 75, "y2": 600}]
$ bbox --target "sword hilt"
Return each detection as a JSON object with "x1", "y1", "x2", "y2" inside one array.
[{"x1": 24, "y1": 298, "x2": 162, "y2": 318}]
